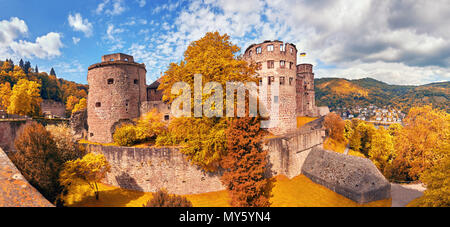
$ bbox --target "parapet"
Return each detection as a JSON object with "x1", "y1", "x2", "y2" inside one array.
[
  {"x1": 297, "y1": 63, "x2": 313, "y2": 73},
  {"x1": 101, "y1": 53, "x2": 134, "y2": 62}
]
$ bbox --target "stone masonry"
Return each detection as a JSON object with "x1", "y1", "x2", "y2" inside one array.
[{"x1": 302, "y1": 147, "x2": 391, "y2": 204}]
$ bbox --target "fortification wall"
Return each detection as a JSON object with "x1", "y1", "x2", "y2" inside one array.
[
  {"x1": 86, "y1": 127, "x2": 326, "y2": 194},
  {"x1": 0, "y1": 120, "x2": 29, "y2": 152},
  {"x1": 85, "y1": 144, "x2": 225, "y2": 194},
  {"x1": 264, "y1": 128, "x2": 325, "y2": 178},
  {"x1": 41, "y1": 100, "x2": 66, "y2": 117}
]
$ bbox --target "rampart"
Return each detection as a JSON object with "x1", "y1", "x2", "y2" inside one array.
[{"x1": 84, "y1": 127, "x2": 326, "y2": 195}]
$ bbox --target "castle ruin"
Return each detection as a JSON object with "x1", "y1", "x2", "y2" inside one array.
[{"x1": 87, "y1": 40, "x2": 328, "y2": 143}]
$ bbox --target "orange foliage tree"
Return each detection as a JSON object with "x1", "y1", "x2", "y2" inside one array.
[
  {"x1": 393, "y1": 105, "x2": 449, "y2": 180},
  {"x1": 220, "y1": 117, "x2": 272, "y2": 207},
  {"x1": 323, "y1": 112, "x2": 345, "y2": 142}
]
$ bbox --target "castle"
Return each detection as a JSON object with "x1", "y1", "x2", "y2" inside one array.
[{"x1": 87, "y1": 41, "x2": 328, "y2": 143}]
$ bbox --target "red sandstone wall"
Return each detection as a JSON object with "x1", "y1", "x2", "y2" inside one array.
[
  {"x1": 87, "y1": 58, "x2": 147, "y2": 143},
  {"x1": 243, "y1": 41, "x2": 298, "y2": 134},
  {"x1": 41, "y1": 100, "x2": 66, "y2": 117}
]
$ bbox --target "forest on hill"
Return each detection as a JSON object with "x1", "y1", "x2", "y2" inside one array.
[
  {"x1": 0, "y1": 59, "x2": 88, "y2": 103},
  {"x1": 315, "y1": 77, "x2": 449, "y2": 113}
]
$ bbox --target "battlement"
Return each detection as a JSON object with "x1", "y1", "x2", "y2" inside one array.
[
  {"x1": 297, "y1": 63, "x2": 313, "y2": 73},
  {"x1": 101, "y1": 53, "x2": 134, "y2": 62}
]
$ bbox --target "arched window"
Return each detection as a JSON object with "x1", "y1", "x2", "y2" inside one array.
[
  {"x1": 95, "y1": 102, "x2": 101, "y2": 107},
  {"x1": 134, "y1": 79, "x2": 138, "y2": 84},
  {"x1": 107, "y1": 78, "x2": 114, "y2": 84}
]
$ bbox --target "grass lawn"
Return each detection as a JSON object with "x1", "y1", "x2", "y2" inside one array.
[{"x1": 63, "y1": 175, "x2": 391, "y2": 207}]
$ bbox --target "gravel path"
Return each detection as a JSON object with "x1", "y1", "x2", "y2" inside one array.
[{"x1": 390, "y1": 183, "x2": 426, "y2": 207}]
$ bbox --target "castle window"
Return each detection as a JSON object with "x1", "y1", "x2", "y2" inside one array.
[
  {"x1": 164, "y1": 115, "x2": 170, "y2": 121},
  {"x1": 280, "y1": 44, "x2": 285, "y2": 52},
  {"x1": 107, "y1": 78, "x2": 114, "y2": 84},
  {"x1": 280, "y1": 60, "x2": 285, "y2": 68},
  {"x1": 280, "y1": 77, "x2": 285, "y2": 85},
  {"x1": 268, "y1": 76, "x2": 274, "y2": 85},
  {"x1": 256, "y1": 46, "x2": 262, "y2": 54},
  {"x1": 289, "y1": 77, "x2": 293, "y2": 85},
  {"x1": 290, "y1": 47, "x2": 294, "y2": 53},
  {"x1": 134, "y1": 79, "x2": 138, "y2": 84},
  {"x1": 90, "y1": 133, "x2": 94, "y2": 137},
  {"x1": 267, "y1": 60, "x2": 274, "y2": 69},
  {"x1": 248, "y1": 50, "x2": 252, "y2": 57},
  {"x1": 124, "y1": 58, "x2": 128, "y2": 61},
  {"x1": 267, "y1": 45, "x2": 274, "y2": 52},
  {"x1": 110, "y1": 58, "x2": 114, "y2": 61},
  {"x1": 289, "y1": 62, "x2": 293, "y2": 69},
  {"x1": 256, "y1": 62, "x2": 262, "y2": 70},
  {"x1": 95, "y1": 102, "x2": 101, "y2": 107},
  {"x1": 274, "y1": 96, "x2": 279, "y2": 103}
]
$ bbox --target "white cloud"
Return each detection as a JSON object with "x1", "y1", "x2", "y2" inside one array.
[
  {"x1": 0, "y1": 17, "x2": 63, "y2": 60},
  {"x1": 137, "y1": 0, "x2": 146, "y2": 7},
  {"x1": 105, "y1": 24, "x2": 125, "y2": 51},
  {"x1": 72, "y1": 37, "x2": 80, "y2": 44},
  {"x1": 68, "y1": 13, "x2": 93, "y2": 37},
  {"x1": 96, "y1": 0, "x2": 126, "y2": 16},
  {"x1": 135, "y1": 0, "x2": 449, "y2": 85}
]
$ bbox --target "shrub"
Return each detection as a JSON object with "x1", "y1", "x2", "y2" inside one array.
[
  {"x1": 12, "y1": 122, "x2": 71, "y2": 204},
  {"x1": 144, "y1": 189, "x2": 193, "y2": 207},
  {"x1": 46, "y1": 123, "x2": 85, "y2": 161},
  {"x1": 113, "y1": 124, "x2": 138, "y2": 146}
]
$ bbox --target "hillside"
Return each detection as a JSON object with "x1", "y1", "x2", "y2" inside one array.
[{"x1": 315, "y1": 77, "x2": 449, "y2": 112}]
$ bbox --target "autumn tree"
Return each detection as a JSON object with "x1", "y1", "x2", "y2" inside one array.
[
  {"x1": 60, "y1": 153, "x2": 111, "y2": 200},
  {"x1": 393, "y1": 105, "x2": 449, "y2": 180},
  {"x1": 323, "y1": 112, "x2": 345, "y2": 142},
  {"x1": 7, "y1": 78, "x2": 42, "y2": 116},
  {"x1": 12, "y1": 122, "x2": 70, "y2": 204},
  {"x1": 348, "y1": 120, "x2": 376, "y2": 156},
  {"x1": 156, "y1": 32, "x2": 258, "y2": 171},
  {"x1": 46, "y1": 124, "x2": 85, "y2": 161},
  {"x1": 0, "y1": 82, "x2": 11, "y2": 110},
  {"x1": 221, "y1": 117, "x2": 272, "y2": 207},
  {"x1": 65, "y1": 95, "x2": 80, "y2": 113},
  {"x1": 408, "y1": 154, "x2": 450, "y2": 207},
  {"x1": 144, "y1": 189, "x2": 193, "y2": 207},
  {"x1": 368, "y1": 127, "x2": 396, "y2": 178},
  {"x1": 135, "y1": 108, "x2": 168, "y2": 141},
  {"x1": 72, "y1": 98, "x2": 87, "y2": 113}
]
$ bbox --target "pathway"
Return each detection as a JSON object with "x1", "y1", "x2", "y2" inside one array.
[{"x1": 390, "y1": 183, "x2": 426, "y2": 207}]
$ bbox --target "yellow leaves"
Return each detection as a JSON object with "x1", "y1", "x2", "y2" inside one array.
[
  {"x1": 159, "y1": 32, "x2": 257, "y2": 106},
  {"x1": 60, "y1": 153, "x2": 110, "y2": 191},
  {"x1": 66, "y1": 95, "x2": 80, "y2": 112},
  {"x1": 0, "y1": 82, "x2": 11, "y2": 110},
  {"x1": 7, "y1": 79, "x2": 42, "y2": 116},
  {"x1": 72, "y1": 98, "x2": 87, "y2": 113}
]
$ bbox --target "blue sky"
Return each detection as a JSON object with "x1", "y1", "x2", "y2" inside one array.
[{"x1": 0, "y1": 0, "x2": 449, "y2": 85}]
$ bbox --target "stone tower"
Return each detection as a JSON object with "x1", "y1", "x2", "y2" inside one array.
[
  {"x1": 87, "y1": 53, "x2": 147, "y2": 143},
  {"x1": 243, "y1": 40, "x2": 298, "y2": 134},
  {"x1": 296, "y1": 63, "x2": 316, "y2": 116}
]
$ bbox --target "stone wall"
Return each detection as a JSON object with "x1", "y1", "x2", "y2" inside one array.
[
  {"x1": 302, "y1": 148, "x2": 391, "y2": 204},
  {"x1": 0, "y1": 120, "x2": 29, "y2": 152},
  {"x1": 264, "y1": 128, "x2": 325, "y2": 178},
  {"x1": 41, "y1": 100, "x2": 66, "y2": 117},
  {"x1": 86, "y1": 127, "x2": 326, "y2": 194},
  {"x1": 0, "y1": 147, "x2": 53, "y2": 207},
  {"x1": 85, "y1": 144, "x2": 225, "y2": 194}
]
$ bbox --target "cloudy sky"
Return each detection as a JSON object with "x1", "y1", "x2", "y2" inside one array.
[{"x1": 0, "y1": 0, "x2": 449, "y2": 85}]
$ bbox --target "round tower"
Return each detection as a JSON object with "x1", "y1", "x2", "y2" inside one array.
[
  {"x1": 243, "y1": 40, "x2": 298, "y2": 134},
  {"x1": 87, "y1": 53, "x2": 147, "y2": 143},
  {"x1": 296, "y1": 63, "x2": 316, "y2": 116}
]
